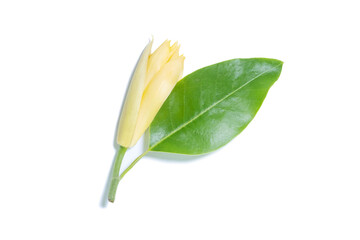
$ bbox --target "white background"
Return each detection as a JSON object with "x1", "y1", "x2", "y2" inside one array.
[{"x1": 1, "y1": 0, "x2": 359, "y2": 239}]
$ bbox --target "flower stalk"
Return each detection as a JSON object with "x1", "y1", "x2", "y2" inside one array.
[{"x1": 108, "y1": 146, "x2": 127, "y2": 203}]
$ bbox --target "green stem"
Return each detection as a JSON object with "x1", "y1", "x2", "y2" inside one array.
[
  {"x1": 119, "y1": 150, "x2": 149, "y2": 181},
  {"x1": 108, "y1": 146, "x2": 127, "y2": 203}
]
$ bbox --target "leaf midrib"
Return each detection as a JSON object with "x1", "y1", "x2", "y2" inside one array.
[{"x1": 149, "y1": 63, "x2": 281, "y2": 150}]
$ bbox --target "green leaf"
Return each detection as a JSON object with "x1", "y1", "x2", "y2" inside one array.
[{"x1": 148, "y1": 58, "x2": 283, "y2": 155}]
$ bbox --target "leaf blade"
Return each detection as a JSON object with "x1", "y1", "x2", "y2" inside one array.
[{"x1": 149, "y1": 58, "x2": 283, "y2": 155}]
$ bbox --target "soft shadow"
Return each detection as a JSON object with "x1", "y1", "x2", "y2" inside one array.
[
  {"x1": 99, "y1": 41, "x2": 150, "y2": 208},
  {"x1": 146, "y1": 151, "x2": 212, "y2": 163}
]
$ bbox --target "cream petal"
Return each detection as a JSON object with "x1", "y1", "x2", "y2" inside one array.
[
  {"x1": 145, "y1": 40, "x2": 171, "y2": 88},
  {"x1": 116, "y1": 40, "x2": 153, "y2": 147},
  {"x1": 169, "y1": 42, "x2": 179, "y2": 58},
  {"x1": 130, "y1": 55, "x2": 185, "y2": 146}
]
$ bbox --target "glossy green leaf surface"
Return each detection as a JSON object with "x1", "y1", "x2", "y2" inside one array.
[{"x1": 148, "y1": 58, "x2": 283, "y2": 155}]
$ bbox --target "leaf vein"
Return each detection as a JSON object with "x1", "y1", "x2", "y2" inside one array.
[{"x1": 150, "y1": 63, "x2": 281, "y2": 150}]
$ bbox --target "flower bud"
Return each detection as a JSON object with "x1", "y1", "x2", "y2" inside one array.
[{"x1": 117, "y1": 39, "x2": 184, "y2": 148}]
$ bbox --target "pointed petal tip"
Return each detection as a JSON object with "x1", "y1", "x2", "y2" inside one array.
[
  {"x1": 149, "y1": 35, "x2": 154, "y2": 43},
  {"x1": 171, "y1": 41, "x2": 178, "y2": 47}
]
